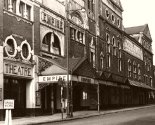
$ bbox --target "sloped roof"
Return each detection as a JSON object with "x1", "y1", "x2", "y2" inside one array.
[
  {"x1": 39, "y1": 56, "x2": 97, "y2": 78},
  {"x1": 125, "y1": 24, "x2": 152, "y2": 40},
  {"x1": 110, "y1": 0, "x2": 123, "y2": 11},
  {"x1": 125, "y1": 24, "x2": 146, "y2": 35}
]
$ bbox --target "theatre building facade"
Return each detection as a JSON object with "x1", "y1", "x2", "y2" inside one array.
[{"x1": 0, "y1": 0, "x2": 36, "y2": 119}]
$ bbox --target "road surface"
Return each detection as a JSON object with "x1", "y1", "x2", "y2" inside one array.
[{"x1": 40, "y1": 106, "x2": 155, "y2": 125}]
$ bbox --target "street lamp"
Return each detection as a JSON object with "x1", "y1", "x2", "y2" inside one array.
[{"x1": 65, "y1": 0, "x2": 85, "y2": 118}]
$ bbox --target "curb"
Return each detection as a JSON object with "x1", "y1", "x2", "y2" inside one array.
[{"x1": 28, "y1": 105, "x2": 155, "y2": 125}]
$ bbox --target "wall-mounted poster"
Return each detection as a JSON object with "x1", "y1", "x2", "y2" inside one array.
[{"x1": 36, "y1": 91, "x2": 41, "y2": 106}]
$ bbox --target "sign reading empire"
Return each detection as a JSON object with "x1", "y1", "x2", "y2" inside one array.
[
  {"x1": 39, "y1": 75, "x2": 69, "y2": 83},
  {"x1": 123, "y1": 38, "x2": 143, "y2": 60}
]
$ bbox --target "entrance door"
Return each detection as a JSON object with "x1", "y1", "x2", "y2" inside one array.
[
  {"x1": 4, "y1": 78, "x2": 26, "y2": 117},
  {"x1": 41, "y1": 86, "x2": 52, "y2": 114}
]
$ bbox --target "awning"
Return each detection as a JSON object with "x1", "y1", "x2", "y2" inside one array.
[
  {"x1": 99, "y1": 80, "x2": 117, "y2": 87},
  {"x1": 38, "y1": 83, "x2": 50, "y2": 90},
  {"x1": 128, "y1": 80, "x2": 154, "y2": 90},
  {"x1": 99, "y1": 80, "x2": 130, "y2": 89}
]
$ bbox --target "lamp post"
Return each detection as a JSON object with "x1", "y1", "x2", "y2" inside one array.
[
  {"x1": 65, "y1": 0, "x2": 71, "y2": 118},
  {"x1": 65, "y1": 0, "x2": 85, "y2": 118}
]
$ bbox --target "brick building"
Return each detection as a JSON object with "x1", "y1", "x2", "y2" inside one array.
[{"x1": 0, "y1": 0, "x2": 154, "y2": 120}]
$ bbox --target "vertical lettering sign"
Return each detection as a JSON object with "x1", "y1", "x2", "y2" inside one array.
[{"x1": 4, "y1": 62, "x2": 33, "y2": 78}]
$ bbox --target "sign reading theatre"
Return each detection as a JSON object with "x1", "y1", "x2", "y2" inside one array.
[{"x1": 4, "y1": 62, "x2": 33, "y2": 78}]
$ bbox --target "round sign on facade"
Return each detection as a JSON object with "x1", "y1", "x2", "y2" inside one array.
[
  {"x1": 20, "y1": 40, "x2": 32, "y2": 61},
  {"x1": 4, "y1": 35, "x2": 18, "y2": 58}
]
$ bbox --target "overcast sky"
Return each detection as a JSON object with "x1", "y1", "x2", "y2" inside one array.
[{"x1": 121, "y1": 0, "x2": 155, "y2": 64}]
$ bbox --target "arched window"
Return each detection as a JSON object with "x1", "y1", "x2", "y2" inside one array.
[{"x1": 42, "y1": 32, "x2": 61, "y2": 56}]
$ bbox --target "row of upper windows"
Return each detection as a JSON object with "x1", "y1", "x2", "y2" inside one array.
[
  {"x1": 100, "y1": 54, "x2": 122, "y2": 72},
  {"x1": 106, "y1": 33, "x2": 121, "y2": 57},
  {"x1": 105, "y1": 8, "x2": 121, "y2": 28},
  {"x1": 128, "y1": 60, "x2": 141, "y2": 80},
  {"x1": 70, "y1": 27, "x2": 84, "y2": 44},
  {"x1": 87, "y1": 0, "x2": 94, "y2": 12},
  {"x1": 4, "y1": 0, "x2": 32, "y2": 21}
]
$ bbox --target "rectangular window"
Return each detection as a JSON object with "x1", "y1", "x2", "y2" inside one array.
[
  {"x1": 4, "y1": 0, "x2": 8, "y2": 10},
  {"x1": 12, "y1": 0, "x2": 16, "y2": 13},
  {"x1": 26, "y1": 4, "x2": 31, "y2": 20},
  {"x1": 88, "y1": 0, "x2": 94, "y2": 12}
]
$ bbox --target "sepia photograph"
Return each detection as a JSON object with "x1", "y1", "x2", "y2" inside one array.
[{"x1": 0, "y1": 0, "x2": 155, "y2": 125}]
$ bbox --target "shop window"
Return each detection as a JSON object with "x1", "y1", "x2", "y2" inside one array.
[{"x1": 42, "y1": 32, "x2": 61, "y2": 56}]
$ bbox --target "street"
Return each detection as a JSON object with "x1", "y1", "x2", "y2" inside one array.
[{"x1": 40, "y1": 106, "x2": 155, "y2": 125}]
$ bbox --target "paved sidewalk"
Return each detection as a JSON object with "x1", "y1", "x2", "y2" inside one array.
[{"x1": 0, "y1": 105, "x2": 155, "y2": 125}]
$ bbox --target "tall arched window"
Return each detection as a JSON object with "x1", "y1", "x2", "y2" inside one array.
[{"x1": 42, "y1": 32, "x2": 61, "y2": 56}]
